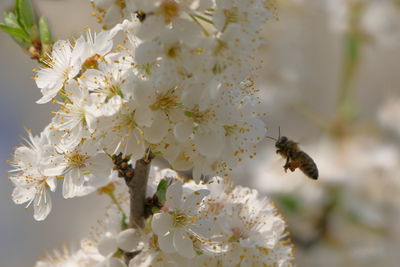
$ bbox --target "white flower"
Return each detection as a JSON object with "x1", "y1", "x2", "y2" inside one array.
[
  {"x1": 79, "y1": 52, "x2": 134, "y2": 112},
  {"x1": 202, "y1": 183, "x2": 293, "y2": 266},
  {"x1": 55, "y1": 139, "x2": 114, "y2": 198},
  {"x1": 151, "y1": 181, "x2": 213, "y2": 258},
  {"x1": 10, "y1": 129, "x2": 63, "y2": 220},
  {"x1": 35, "y1": 40, "x2": 82, "y2": 104},
  {"x1": 35, "y1": 239, "x2": 105, "y2": 267},
  {"x1": 378, "y1": 96, "x2": 400, "y2": 136},
  {"x1": 95, "y1": 101, "x2": 146, "y2": 160},
  {"x1": 50, "y1": 80, "x2": 99, "y2": 149},
  {"x1": 361, "y1": 1, "x2": 400, "y2": 47},
  {"x1": 91, "y1": 0, "x2": 136, "y2": 29},
  {"x1": 74, "y1": 27, "x2": 122, "y2": 63}
]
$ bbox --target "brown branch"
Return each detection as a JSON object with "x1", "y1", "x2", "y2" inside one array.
[
  {"x1": 112, "y1": 153, "x2": 153, "y2": 263},
  {"x1": 127, "y1": 158, "x2": 152, "y2": 228}
]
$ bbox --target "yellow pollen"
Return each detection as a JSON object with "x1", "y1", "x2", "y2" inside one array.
[
  {"x1": 161, "y1": 0, "x2": 180, "y2": 23},
  {"x1": 67, "y1": 152, "x2": 89, "y2": 169}
]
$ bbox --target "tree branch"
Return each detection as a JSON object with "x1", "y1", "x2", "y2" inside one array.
[
  {"x1": 127, "y1": 158, "x2": 152, "y2": 228},
  {"x1": 112, "y1": 153, "x2": 153, "y2": 263}
]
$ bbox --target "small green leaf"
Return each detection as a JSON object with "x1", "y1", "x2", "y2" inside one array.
[
  {"x1": 184, "y1": 111, "x2": 193, "y2": 117},
  {"x1": 228, "y1": 235, "x2": 239, "y2": 243},
  {"x1": 0, "y1": 23, "x2": 30, "y2": 45},
  {"x1": 16, "y1": 0, "x2": 36, "y2": 36},
  {"x1": 121, "y1": 213, "x2": 128, "y2": 230},
  {"x1": 151, "y1": 206, "x2": 161, "y2": 214},
  {"x1": 38, "y1": 16, "x2": 51, "y2": 45},
  {"x1": 3, "y1": 11, "x2": 20, "y2": 28},
  {"x1": 155, "y1": 179, "x2": 169, "y2": 204}
]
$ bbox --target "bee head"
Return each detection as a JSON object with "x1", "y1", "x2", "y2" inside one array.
[{"x1": 275, "y1": 136, "x2": 288, "y2": 148}]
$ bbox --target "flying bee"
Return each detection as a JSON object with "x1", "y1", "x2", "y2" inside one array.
[{"x1": 267, "y1": 128, "x2": 318, "y2": 180}]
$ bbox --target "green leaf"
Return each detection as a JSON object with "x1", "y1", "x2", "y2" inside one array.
[
  {"x1": 184, "y1": 111, "x2": 193, "y2": 117},
  {"x1": 3, "y1": 11, "x2": 20, "y2": 28},
  {"x1": 0, "y1": 23, "x2": 30, "y2": 44},
  {"x1": 155, "y1": 179, "x2": 169, "y2": 204},
  {"x1": 38, "y1": 16, "x2": 51, "y2": 45},
  {"x1": 228, "y1": 235, "x2": 239, "y2": 243},
  {"x1": 16, "y1": 0, "x2": 36, "y2": 36}
]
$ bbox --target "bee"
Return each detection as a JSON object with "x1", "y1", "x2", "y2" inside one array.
[{"x1": 267, "y1": 128, "x2": 318, "y2": 180}]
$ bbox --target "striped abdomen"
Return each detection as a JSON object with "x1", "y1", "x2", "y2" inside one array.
[{"x1": 298, "y1": 151, "x2": 318, "y2": 180}]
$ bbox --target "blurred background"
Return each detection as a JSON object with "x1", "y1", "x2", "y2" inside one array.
[{"x1": 1, "y1": 0, "x2": 400, "y2": 266}]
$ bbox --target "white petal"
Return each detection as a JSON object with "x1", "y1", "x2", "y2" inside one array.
[
  {"x1": 189, "y1": 219, "x2": 214, "y2": 239},
  {"x1": 152, "y1": 212, "x2": 173, "y2": 236},
  {"x1": 117, "y1": 229, "x2": 143, "y2": 252},
  {"x1": 173, "y1": 228, "x2": 196, "y2": 259},
  {"x1": 98, "y1": 232, "x2": 118, "y2": 256},
  {"x1": 158, "y1": 232, "x2": 176, "y2": 254},
  {"x1": 134, "y1": 41, "x2": 161, "y2": 65},
  {"x1": 166, "y1": 181, "x2": 183, "y2": 210},
  {"x1": 174, "y1": 121, "x2": 193, "y2": 142},
  {"x1": 143, "y1": 112, "x2": 169, "y2": 143},
  {"x1": 194, "y1": 126, "x2": 225, "y2": 158},
  {"x1": 33, "y1": 188, "x2": 52, "y2": 221},
  {"x1": 11, "y1": 186, "x2": 34, "y2": 205},
  {"x1": 182, "y1": 189, "x2": 209, "y2": 213},
  {"x1": 108, "y1": 257, "x2": 127, "y2": 267},
  {"x1": 62, "y1": 169, "x2": 84, "y2": 199},
  {"x1": 134, "y1": 106, "x2": 154, "y2": 127},
  {"x1": 46, "y1": 176, "x2": 57, "y2": 192}
]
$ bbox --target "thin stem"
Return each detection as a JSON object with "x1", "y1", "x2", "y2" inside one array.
[
  {"x1": 108, "y1": 192, "x2": 126, "y2": 218},
  {"x1": 336, "y1": 3, "x2": 364, "y2": 126}
]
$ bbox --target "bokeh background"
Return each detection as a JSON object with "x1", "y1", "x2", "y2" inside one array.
[{"x1": 1, "y1": 0, "x2": 400, "y2": 266}]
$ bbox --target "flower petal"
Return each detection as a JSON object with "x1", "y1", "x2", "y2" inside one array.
[
  {"x1": 173, "y1": 228, "x2": 196, "y2": 259},
  {"x1": 166, "y1": 181, "x2": 183, "y2": 210},
  {"x1": 189, "y1": 219, "x2": 214, "y2": 239},
  {"x1": 152, "y1": 212, "x2": 173, "y2": 236},
  {"x1": 33, "y1": 188, "x2": 52, "y2": 221},
  {"x1": 174, "y1": 120, "x2": 193, "y2": 142},
  {"x1": 117, "y1": 229, "x2": 144, "y2": 252},
  {"x1": 98, "y1": 232, "x2": 118, "y2": 257},
  {"x1": 158, "y1": 232, "x2": 176, "y2": 254},
  {"x1": 182, "y1": 189, "x2": 209, "y2": 213}
]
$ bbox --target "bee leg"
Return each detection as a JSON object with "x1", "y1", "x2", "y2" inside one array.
[
  {"x1": 283, "y1": 157, "x2": 290, "y2": 172},
  {"x1": 288, "y1": 160, "x2": 301, "y2": 172}
]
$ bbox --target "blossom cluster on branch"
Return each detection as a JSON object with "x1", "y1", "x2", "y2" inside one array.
[
  {"x1": 5, "y1": 0, "x2": 294, "y2": 266},
  {"x1": 36, "y1": 170, "x2": 293, "y2": 266},
  {"x1": 10, "y1": 0, "x2": 272, "y2": 220}
]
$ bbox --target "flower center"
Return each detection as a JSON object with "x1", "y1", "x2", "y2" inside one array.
[
  {"x1": 185, "y1": 106, "x2": 215, "y2": 124},
  {"x1": 172, "y1": 212, "x2": 188, "y2": 227},
  {"x1": 161, "y1": 0, "x2": 180, "y2": 23},
  {"x1": 82, "y1": 55, "x2": 100, "y2": 70},
  {"x1": 166, "y1": 43, "x2": 181, "y2": 58},
  {"x1": 116, "y1": 0, "x2": 126, "y2": 10},
  {"x1": 230, "y1": 227, "x2": 247, "y2": 240},
  {"x1": 150, "y1": 89, "x2": 180, "y2": 112},
  {"x1": 67, "y1": 151, "x2": 89, "y2": 169}
]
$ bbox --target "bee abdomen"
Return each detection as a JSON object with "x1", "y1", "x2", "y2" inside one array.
[{"x1": 298, "y1": 151, "x2": 318, "y2": 180}]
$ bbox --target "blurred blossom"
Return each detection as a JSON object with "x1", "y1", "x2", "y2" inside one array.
[
  {"x1": 378, "y1": 96, "x2": 400, "y2": 136},
  {"x1": 361, "y1": 0, "x2": 400, "y2": 47}
]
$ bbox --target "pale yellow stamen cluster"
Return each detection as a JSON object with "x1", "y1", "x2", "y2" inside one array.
[{"x1": 67, "y1": 151, "x2": 89, "y2": 169}]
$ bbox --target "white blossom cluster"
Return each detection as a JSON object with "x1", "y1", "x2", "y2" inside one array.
[
  {"x1": 35, "y1": 172, "x2": 293, "y2": 267},
  {"x1": 9, "y1": 0, "x2": 274, "y2": 221}
]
